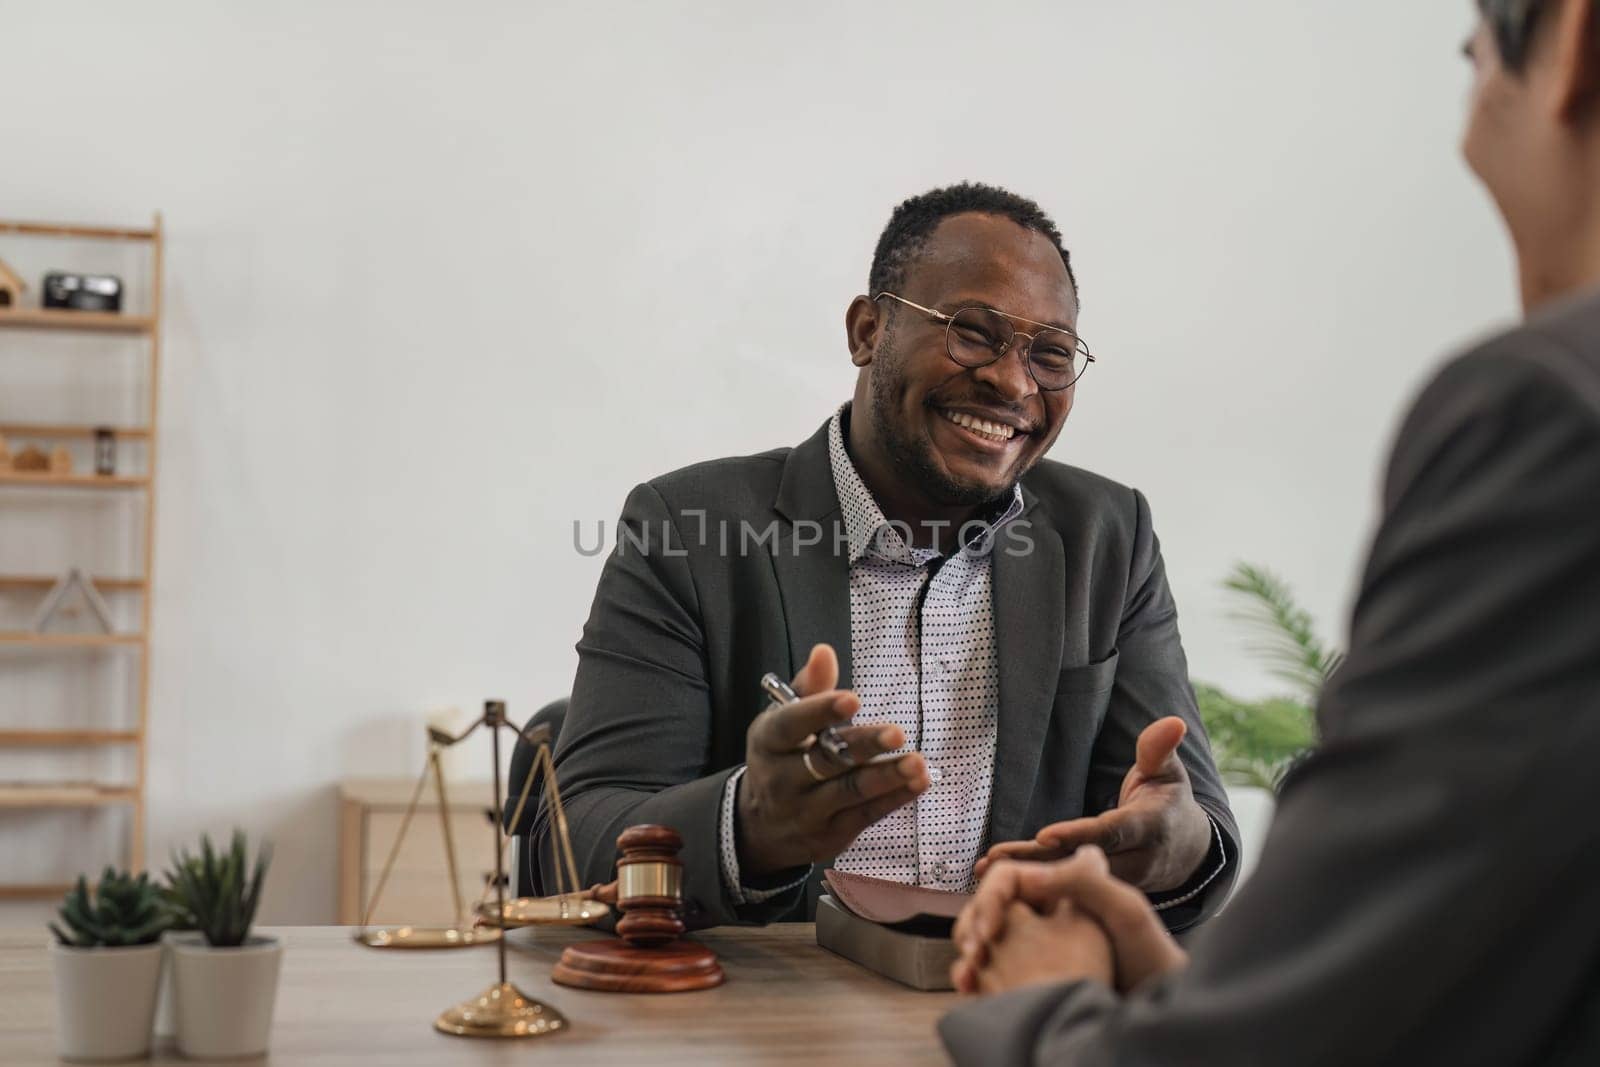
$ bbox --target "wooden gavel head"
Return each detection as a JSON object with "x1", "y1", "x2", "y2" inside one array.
[{"x1": 613, "y1": 825, "x2": 685, "y2": 948}]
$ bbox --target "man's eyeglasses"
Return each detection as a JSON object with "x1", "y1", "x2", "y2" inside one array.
[{"x1": 873, "y1": 292, "x2": 1094, "y2": 391}]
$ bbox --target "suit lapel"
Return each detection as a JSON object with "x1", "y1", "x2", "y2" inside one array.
[
  {"x1": 988, "y1": 492, "x2": 1066, "y2": 846},
  {"x1": 771, "y1": 421, "x2": 853, "y2": 688},
  {"x1": 771, "y1": 539, "x2": 853, "y2": 690}
]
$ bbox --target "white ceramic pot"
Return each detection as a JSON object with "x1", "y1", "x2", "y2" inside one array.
[
  {"x1": 168, "y1": 933, "x2": 283, "y2": 1060},
  {"x1": 50, "y1": 940, "x2": 164, "y2": 1062},
  {"x1": 152, "y1": 932, "x2": 177, "y2": 1040}
]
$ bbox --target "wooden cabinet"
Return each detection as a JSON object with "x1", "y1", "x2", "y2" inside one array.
[{"x1": 337, "y1": 778, "x2": 500, "y2": 926}]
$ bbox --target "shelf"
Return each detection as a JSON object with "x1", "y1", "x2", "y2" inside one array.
[
  {"x1": 0, "y1": 632, "x2": 145, "y2": 648},
  {"x1": 0, "y1": 784, "x2": 139, "y2": 809},
  {"x1": 0, "y1": 731, "x2": 141, "y2": 747},
  {"x1": 0, "y1": 883, "x2": 73, "y2": 901},
  {"x1": 0, "y1": 219, "x2": 155, "y2": 241},
  {"x1": 0, "y1": 211, "x2": 159, "y2": 882},
  {"x1": 0, "y1": 423, "x2": 150, "y2": 440},
  {"x1": 0, "y1": 472, "x2": 148, "y2": 489},
  {"x1": 0, "y1": 574, "x2": 145, "y2": 592},
  {"x1": 0, "y1": 309, "x2": 154, "y2": 335}
]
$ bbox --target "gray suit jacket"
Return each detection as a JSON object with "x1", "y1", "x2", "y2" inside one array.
[
  {"x1": 940, "y1": 291, "x2": 1600, "y2": 1065},
  {"x1": 538, "y1": 415, "x2": 1239, "y2": 929}
]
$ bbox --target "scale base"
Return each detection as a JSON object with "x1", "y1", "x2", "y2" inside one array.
[{"x1": 434, "y1": 981, "x2": 566, "y2": 1039}]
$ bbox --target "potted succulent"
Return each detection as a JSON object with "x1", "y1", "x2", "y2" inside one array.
[
  {"x1": 150, "y1": 855, "x2": 200, "y2": 1042},
  {"x1": 164, "y1": 831, "x2": 278, "y2": 1060},
  {"x1": 49, "y1": 868, "x2": 171, "y2": 1062}
]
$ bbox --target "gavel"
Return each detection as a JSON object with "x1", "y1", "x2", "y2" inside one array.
[
  {"x1": 552, "y1": 825, "x2": 724, "y2": 993},
  {"x1": 613, "y1": 825, "x2": 689, "y2": 946}
]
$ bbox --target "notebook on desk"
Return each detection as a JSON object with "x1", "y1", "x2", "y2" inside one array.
[{"x1": 814, "y1": 870, "x2": 973, "y2": 991}]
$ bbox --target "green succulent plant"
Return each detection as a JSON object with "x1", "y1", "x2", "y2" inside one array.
[
  {"x1": 50, "y1": 868, "x2": 171, "y2": 948},
  {"x1": 1195, "y1": 562, "x2": 1335, "y2": 792},
  {"x1": 164, "y1": 831, "x2": 272, "y2": 948},
  {"x1": 160, "y1": 854, "x2": 201, "y2": 931}
]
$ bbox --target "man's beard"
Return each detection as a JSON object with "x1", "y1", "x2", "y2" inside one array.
[{"x1": 868, "y1": 336, "x2": 1017, "y2": 510}]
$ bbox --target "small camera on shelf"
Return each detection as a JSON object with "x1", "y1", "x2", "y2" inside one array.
[{"x1": 42, "y1": 272, "x2": 122, "y2": 313}]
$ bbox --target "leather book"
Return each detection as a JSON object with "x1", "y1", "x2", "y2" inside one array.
[
  {"x1": 814, "y1": 870, "x2": 974, "y2": 991},
  {"x1": 822, "y1": 868, "x2": 971, "y2": 924}
]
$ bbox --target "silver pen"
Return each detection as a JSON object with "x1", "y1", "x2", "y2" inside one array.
[{"x1": 760, "y1": 672, "x2": 854, "y2": 766}]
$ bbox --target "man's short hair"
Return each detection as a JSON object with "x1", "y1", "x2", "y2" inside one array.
[
  {"x1": 1479, "y1": 0, "x2": 1597, "y2": 70},
  {"x1": 868, "y1": 182, "x2": 1078, "y2": 303}
]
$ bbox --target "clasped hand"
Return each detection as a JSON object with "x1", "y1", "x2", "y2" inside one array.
[
  {"x1": 951, "y1": 845, "x2": 1189, "y2": 996},
  {"x1": 952, "y1": 714, "x2": 1212, "y2": 997}
]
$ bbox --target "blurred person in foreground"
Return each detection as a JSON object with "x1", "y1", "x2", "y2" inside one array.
[{"x1": 942, "y1": 1, "x2": 1600, "y2": 1063}]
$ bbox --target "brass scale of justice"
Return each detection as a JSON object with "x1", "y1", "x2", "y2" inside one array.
[{"x1": 355, "y1": 700, "x2": 724, "y2": 1040}]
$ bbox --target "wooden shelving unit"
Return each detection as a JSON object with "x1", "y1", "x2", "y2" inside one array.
[
  {"x1": 0, "y1": 424, "x2": 151, "y2": 440},
  {"x1": 0, "y1": 214, "x2": 163, "y2": 890},
  {"x1": 0, "y1": 574, "x2": 145, "y2": 592},
  {"x1": 0, "y1": 730, "x2": 141, "y2": 747},
  {"x1": 0, "y1": 784, "x2": 140, "y2": 809},
  {"x1": 0, "y1": 221, "x2": 156, "y2": 241},
  {"x1": 0, "y1": 308, "x2": 154, "y2": 335},
  {"x1": 0, "y1": 632, "x2": 147, "y2": 648},
  {"x1": 0, "y1": 472, "x2": 150, "y2": 490},
  {"x1": 0, "y1": 884, "x2": 77, "y2": 902}
]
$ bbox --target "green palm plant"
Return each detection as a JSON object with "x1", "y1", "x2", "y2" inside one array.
[
  {"x1": 1223, "y1": 563, "x2": 1343, "y2": 702},
  {"x1": 50, "y1": 868, "x2": 170, "y2": 947},
  {"x1": 164, "y1": 831, "x2": 272, "y2": 948},
  {"x1": 1195, "y1": 563, "x2": 1336, "y2": 791}
]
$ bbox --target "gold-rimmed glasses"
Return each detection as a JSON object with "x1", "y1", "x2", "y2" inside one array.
[{"x1": 874, "y1": 291, "x2": 1094, "y2": 390}]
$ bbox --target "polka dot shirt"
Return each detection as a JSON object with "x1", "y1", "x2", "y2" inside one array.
[{"x1": 718, "y1": 406, "x2": 1023, "y2": 899}]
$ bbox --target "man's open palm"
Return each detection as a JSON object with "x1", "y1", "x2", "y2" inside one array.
[{"x1": 977, "y1": 717, "x2": 1212, "y2": 892}]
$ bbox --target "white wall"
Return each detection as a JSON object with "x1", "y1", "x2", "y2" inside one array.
[{"x1": 0, "y1": 0, "x2": 1517, "y2": 922}]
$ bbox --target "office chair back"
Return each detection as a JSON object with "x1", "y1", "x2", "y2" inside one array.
[{"x1": 502, "y1": 697, "x2": 568, "y2": 898}]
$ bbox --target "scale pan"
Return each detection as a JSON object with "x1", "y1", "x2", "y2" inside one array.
[
  {"x1": 476, "y1": 896, "x2": 611, "y2": 927},
  {"x1": 355, "y1": 925, "x2": 502, "y2": 949}
]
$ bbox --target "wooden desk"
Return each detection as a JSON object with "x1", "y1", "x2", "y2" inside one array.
[{"x1": 0, "y1": 925, "x2": 959, "y2": 1064}]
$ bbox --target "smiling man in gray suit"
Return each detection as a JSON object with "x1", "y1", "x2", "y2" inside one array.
[
  {"x1": 941, "y1": 2, "x2": 1600, "y2": 1064},
  {"x1": 537, "y1": 183, "x2": 1238, "y2": 929}
]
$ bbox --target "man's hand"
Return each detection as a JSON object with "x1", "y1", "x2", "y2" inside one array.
[
  {"x1": 952, "y1": 847, "x2": 1188, "y2": 995},
  {"x1": 976, "y1": 717, "x2": 1213, "y2": 892},
  {"x1": 736, "y1": 644, "x2": 930, "y2": 878}
]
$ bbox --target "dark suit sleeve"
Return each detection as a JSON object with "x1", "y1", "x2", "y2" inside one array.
[
  {"x1": 942, "y1": 343, "x2": 1600, "y2": 1065},
  {"x1": 1085, "y1": 489, "x2": 1239, "y2": 931},
  {"x1": 534, "y1": 482, "x2": 802, "y2": 928}
]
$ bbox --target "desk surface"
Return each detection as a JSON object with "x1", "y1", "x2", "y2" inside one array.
[{"x1": 1, "y1": 924, "x2": 958, "y2": 1064}]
